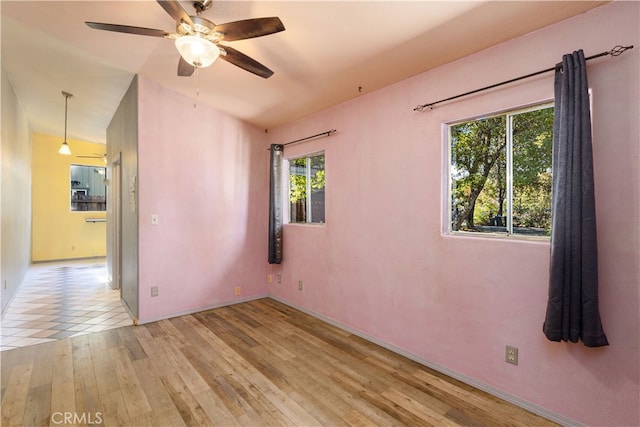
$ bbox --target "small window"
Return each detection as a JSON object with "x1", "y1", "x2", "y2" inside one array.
[
  {"x1": 70, "y1": 164, "x2": 107, "y2": 211},
  {"x1": 289, "y1": 152, "x2": 325, "y2": 224},
  {"x1": 448, "y1": 104, "x2": 553, "y2": 237}
]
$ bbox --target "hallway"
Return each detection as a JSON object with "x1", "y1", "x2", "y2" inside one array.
[{"x1": 1, "y1": 258, "x2": 131, "y2": 351}]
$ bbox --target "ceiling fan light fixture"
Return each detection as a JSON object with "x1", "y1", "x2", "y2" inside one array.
[{"x1": 175, "y1": 35, "x2": 219, "y2": 68}]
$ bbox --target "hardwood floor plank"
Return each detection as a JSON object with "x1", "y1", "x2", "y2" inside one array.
[
  {"x1": 269, "y1": 351, "x2": 353, "y2": 416},
  {"x1": 193, "y1": 389, "x2": 239, "y2": 427},
  {"x1": 72, "y1": 335, "x2": 104, "y2": 425},
  {"x1": 109, "y1": 345, "x2": 152, "y2": 418},
  {"x1": 131, "y1": 356, "x2": 182, "y2": 420},
  {"x1": 87, "y1": 331, "x2": 129, "y2": 426},
  {"x1": 182, "y1": 350, "x2": 264, "y2": 425},
  {"x1": 343, "y1": 409, "x2": 378, "y2": 427},
  {"x1": 27, "y1": 341, "x2": 55, "y2": 391},
  {"x1": 365, "y1": 354, "x2": 505, "y2": 426},
  {"x1": 1, "y1": 362, "x2": 33, "y2": 426},
  {"x1": 97, "y1": 390, "x2": 130, "y2": 427},
  {"x1": 179, "y1": 329, "x2": 302, "y2": 426},
  {"x1": 50, "y1": 340, "x2": 76, "y2": 422},
  {"x1": 117, "y1": 327, "x2": 148, "y2": 361},
  {"x1": 242, "y1": 300, "x2": 298, "y2": 339},
  {"x1": 0, "y1": 299, "x2": 557, "y2": 427},
  {"x1": 154, "y1": 319, "x2": 191, "y2": 348},
  {"x1": 132, "y1": 326, "x2": 176, "y2": 376},
  {"x1": 215, "y1": 306, "x2": 297, "y2": 361},
  {"x1": 22, "y1": 383, "x2": 51, "y2": 426},
  {"x1": 148, "y1": 408, "x2": 188, "y2": 427},
  {"x1": 412, "y1": 369, "x2": 556, "y2": 426},
  {"x1": 171, "y1": 317, "x2": 274, "y2": 425},
  {"x1": 382, "y1": 387, "x2": 459, "y2": 426},
  {"x1": 331, "y1": 369, "x2": 434, "y2": 426},
  {"x1": 160, "y1": 372, "x2": 213, "y2": 426},
  {"x1": 277, "y1": 335, "x2": 403, "y2": 426}
]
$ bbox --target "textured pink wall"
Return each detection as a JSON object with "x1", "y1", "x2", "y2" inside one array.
[
  {"x1": 137, "y1": 78, "x2": 269, "y2": 322},
  {"x1": 267, "y1": 2, "x2": 639, "y2": 426}
]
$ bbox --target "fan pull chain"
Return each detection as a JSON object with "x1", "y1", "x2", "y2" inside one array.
[{"x1": 193, "y1": 67, "x2": 200, "y2": 108}]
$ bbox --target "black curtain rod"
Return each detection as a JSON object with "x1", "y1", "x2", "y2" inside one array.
[
  {"x1": 269, "y1": 129, "x2": 336, "y2": 150},
  {"x1": 414, "y1": 45, "x2": 634, "y2": 112}
]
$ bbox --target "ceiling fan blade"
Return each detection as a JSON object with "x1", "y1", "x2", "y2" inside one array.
[
  {"x1": 86, "y1": 22, "x2": 170, "y2": 38},
  {"x1": 214, "y1": 17, "x2": 285, "y2": 42},
  {"x1": 156, "y1": 0, "x2": 193, "y2": 26},
  {"x1": 219, "y1": 45, "x2": 274, "y2": 79},
  {"x1": 177, "y1": 56, "x2": 195, "y2": 76}
]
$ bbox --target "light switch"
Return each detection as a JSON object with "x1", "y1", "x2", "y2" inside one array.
[{"x1": 151, "y1": 214, "x2": 159, "y2": 225}]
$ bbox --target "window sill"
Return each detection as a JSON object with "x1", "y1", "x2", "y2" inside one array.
[
  {"x1": 285, "y1": 222, "x2": 326, "y2": 227},
  {"x1": 445, "y1": 231, "x2": 550, "y2": 244}
]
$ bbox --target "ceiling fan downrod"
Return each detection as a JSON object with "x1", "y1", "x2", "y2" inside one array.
[{"x1": 193, "y1": 0, "x2": 213, "y2": 15}]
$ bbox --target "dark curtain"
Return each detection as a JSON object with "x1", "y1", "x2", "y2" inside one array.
[
  {"x1": 268, "y1": 144, "x2": 284, "y2": 264},
  {"x1": 543, "y1": 50, "x2": 608, "y2": 347}
]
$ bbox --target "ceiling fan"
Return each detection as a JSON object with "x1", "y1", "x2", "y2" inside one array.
[
  {"x1": 77, "y1": 153, "x2": 107, "y2": 164},
  {"x1": 86, "y1": 0, "x2": 285, "y2": 78}
]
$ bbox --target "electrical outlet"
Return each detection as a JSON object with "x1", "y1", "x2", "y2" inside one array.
[
  {"x1": 506, "y1": 345, "x2": 518, "y2": 365},
  {"x1": 235, "y1": 286, "x2": 241, "y2": 296},
  {"x1": 151, "y1": 286, "x2": 159, "y2": 297},
  {"x1": 277, "y1": 275, "x2": 282, "y2": 283},
  {"x1": 298, "y1": 280, "x2": 303, "y2": 290},
  {"x1": 151, "y1": 214, "x2": 159, "y2": 225}
]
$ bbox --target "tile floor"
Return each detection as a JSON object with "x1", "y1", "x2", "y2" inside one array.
[{"x1": 1, "y1": 258, "x2": 131, "y2": 351}]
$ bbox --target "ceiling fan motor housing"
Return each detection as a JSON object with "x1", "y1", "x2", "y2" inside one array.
[{"x1": 178, "y1": 16, "x2": 220, "y2": 41}]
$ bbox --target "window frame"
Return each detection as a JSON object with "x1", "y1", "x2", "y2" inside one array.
[
  {"x1": 285, "y1": 150, "x2": 326, "y2": 225},
  {"x1": 70, "y1": 163, "x2": 107, "y2": 212},
  {"x1": 445, "y1": 102, "x2": 554, "y2": 240}
]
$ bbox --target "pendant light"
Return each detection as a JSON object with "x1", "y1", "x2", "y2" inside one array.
[{"x1": 58, "y1": 91, "x2": 73, "y2": 155}]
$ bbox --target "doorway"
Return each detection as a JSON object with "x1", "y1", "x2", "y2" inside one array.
[{"x1": 108, "y1": 154, "x2": 122, "y2": 292}]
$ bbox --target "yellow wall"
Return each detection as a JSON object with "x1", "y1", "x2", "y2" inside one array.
[{"x1": 32, "y1": 132, "x2": 107, "y2": 261}]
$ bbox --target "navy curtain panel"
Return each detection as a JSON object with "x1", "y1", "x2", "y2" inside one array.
[
  {"x1": 543, "y1": 50, "x2": 608, "y2": 347},
  {"x1": 268, "y1": 144, "x2": 284, "y2": 264}
]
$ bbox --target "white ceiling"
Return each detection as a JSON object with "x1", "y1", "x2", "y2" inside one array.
[{"x1": 1, "y1": 1, "x2": 607, "y2": 144}]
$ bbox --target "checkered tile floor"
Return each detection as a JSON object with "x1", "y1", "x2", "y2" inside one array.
[{"x1": 1, "y1": 258, "x2": 131, "y2": 351}]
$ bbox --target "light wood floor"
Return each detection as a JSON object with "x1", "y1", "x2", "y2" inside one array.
[{"x1": 1, "y1": 298, "x2": 556, "y2": 426}]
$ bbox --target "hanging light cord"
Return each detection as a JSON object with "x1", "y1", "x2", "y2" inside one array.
[{"x1": 62, "y1": 91, "x2": 73, "y2": 141}]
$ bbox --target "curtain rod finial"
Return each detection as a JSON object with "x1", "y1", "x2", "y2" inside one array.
[{"x1": 609, "y1": 45, "x2": 634, "y2": 56}]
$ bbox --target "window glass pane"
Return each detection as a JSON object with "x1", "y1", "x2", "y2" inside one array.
[
  {"x1": 289, "y1": 158, "x2": 307, "y2": 223},
  {"x1": 70, "y1": 165, "x2": 107, "y2": 211},
  {"x1": 309, "y1": 154, "x2": 325, "y2": 223},
  {"x1": 450, "y1": 116, "x2": 507, "y2": 233},
  {"x1": 511, "y1": 107, "x2": 553, "y2": 236},
  {"x1": 449, "y1": 104, "x2": 553, "y2": 238}
]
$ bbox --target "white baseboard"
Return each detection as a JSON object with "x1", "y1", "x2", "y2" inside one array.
[
  {"x1": 136, "y1": 293, "x2": 269, "y2": 325},
  {"x1": 268, "y1": 296, "x2": 581, "y2": 427}
]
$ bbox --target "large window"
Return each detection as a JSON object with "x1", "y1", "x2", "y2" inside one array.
[
  {"x1": 449, "y1": 104, "x2": 553, "y2": 237},
  {"x1": 70, "y1": 164, "x2": 107, "y2": 211},
  {"x1": 289, "y1": 152, "x2": 325, "y2": 224}
]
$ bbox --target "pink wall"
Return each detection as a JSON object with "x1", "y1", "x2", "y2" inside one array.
[
  {"x1": 136, "y1": 78, "x2": 269, "y2": 322},
  {"x1": 267, "y1": 2, "x2": 639, "y2": 426}
]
